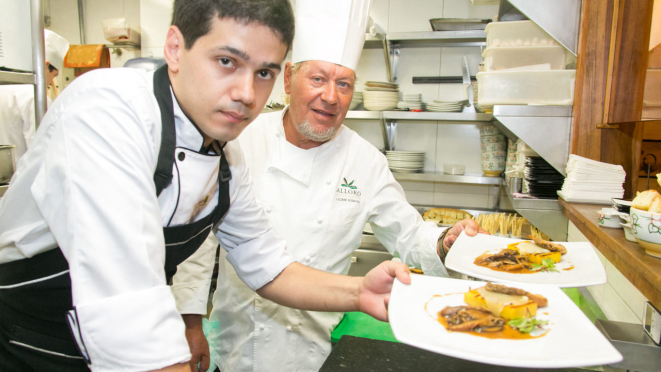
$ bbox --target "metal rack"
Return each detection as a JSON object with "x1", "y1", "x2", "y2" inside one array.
[{"x1": 0, "y1": 0, "x2": 47, "y2": 129}]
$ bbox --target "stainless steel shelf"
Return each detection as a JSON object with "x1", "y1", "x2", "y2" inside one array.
[
  {"x1": 364, "y1": 33, "x2": 386, "y2": 49},
  {"x1": 345, "y1": 110, "x2": 493, "y2": 122},
  {"x1": 345, "y1": 111, "x2": 383, "y2": 120},
  {"x1": 387, "y1": 30, "x2": 487, "y2": 47},
  {"x1": 392, "y1": 171, "x2": 502, "y2": 185},
  {"x1": 504, "y1": 183, "x2": 568, "y2": 240},
  {"x1": 492, "y1": 105, "x2": 572, "y2": 176},
  {"x1": 384, "y1": 111, "x2": 492, "y2": 122},
  {"x1": 0, "y1": 71, "x2": 35, "y2": 85}
]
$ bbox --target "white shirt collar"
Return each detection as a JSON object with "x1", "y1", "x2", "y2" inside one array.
[{"x1": 171, "y1": 88, "x2": 206, "y2": 151}]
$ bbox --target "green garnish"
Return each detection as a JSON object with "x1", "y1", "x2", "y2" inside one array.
[
  {"x1": 531, "y1": 257, "x2": 560, "y2": 273},
  {"x1": 507, "y1": 316, "x2": 549, "y2": 333}
]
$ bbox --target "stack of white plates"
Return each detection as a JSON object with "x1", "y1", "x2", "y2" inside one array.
[
  {"x1": 364, "y1": 81, "x2": 399, "y2": 111},
  {"x1": 426, "y1": 99, "x2": 469, "y2": 112},
  {"x1": 397, "y1": 92, "x2": 425, "y2": 110},
  {"x1": 350, "y1": 91, "x2": 363, "y2": 110},
  {"x1": 385, "y1": 151, "x2": 425, "y2": 173}
]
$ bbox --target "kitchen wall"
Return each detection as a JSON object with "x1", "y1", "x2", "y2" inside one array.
[
  {"x1": 50, "y1": 0, "x2": 508, "y2": 210},
  {"x1": 568, "y1": 222, "x2": 649, "y2": 325}
]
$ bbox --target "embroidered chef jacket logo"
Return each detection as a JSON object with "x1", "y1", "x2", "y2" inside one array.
[
  {"x1": 341, "y1": 178, "x2": 357, "y2": 189},
  {"x1": 336, "y1": 178, "x2": 361, "y2": 204}
]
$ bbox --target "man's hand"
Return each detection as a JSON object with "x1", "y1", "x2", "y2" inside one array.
[
  {"x1": 182, "y1": 314, "x2": 209, "y2": 372},
  {"x1": 441, "y1": 219, "x2": 488, "y2": 254},
  {"x1": 357, "y1": 261, "x2": 411, "y2": 322}
]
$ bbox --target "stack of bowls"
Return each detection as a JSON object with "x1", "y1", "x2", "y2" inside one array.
[
  {"x1": 350, "y1": 92, "x2": 363, "y2": 110},
  {"x1": 480, "y1": 125, "x2": 507, "y2": 176},
  {"x1": 363, "y1": 81, "x2": 399, "y2": 111},
  {"x1": 397, "y1": 93, "x2": 425, "y2": 110},
  {"x1": 385, "y1": 151, "x2": 425, "y2": 173}
]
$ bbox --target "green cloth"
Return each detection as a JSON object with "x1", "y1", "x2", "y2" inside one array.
[
  {"x1": 561, "y1": 287, "x2": 607, "y2": 324},
  {"x1": 331, "y1": 312, "x2": 398, "y2": 343}
]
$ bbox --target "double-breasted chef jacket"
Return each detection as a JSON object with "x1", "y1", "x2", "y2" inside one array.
[
  {"x1": 0, "y1": 66, "x2": 294, "y2": 371},
  {"x1": 199, "y1": 108, "x2": 449, "y2": 372}
]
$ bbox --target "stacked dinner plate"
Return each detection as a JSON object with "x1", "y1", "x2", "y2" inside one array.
[
  {"x1": 364, "y1": 81, "x2": 399, "y2": 111},
  {"x1": 524, "y1": 156, "x2": 565, "y2": 198},
  {"x1": 350, "y1": 91, "x2": 363, "y2": 110},
  {"x1": 426, "y1": 99, "x2": 469, "y2": 112},
  {"x1": 397, "y1": 92, "x2": 425, "y2": 110},
  {"x1": 385, "y1": 151, "x2": 425, "y2": 173}
]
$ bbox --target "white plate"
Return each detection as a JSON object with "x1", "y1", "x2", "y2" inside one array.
[
  {"x1": 444, "y1": 232, "x2": 607, "y2": 287},
  {"x1": 389, "y1": 275, "x2": 622, "y2": 368}
]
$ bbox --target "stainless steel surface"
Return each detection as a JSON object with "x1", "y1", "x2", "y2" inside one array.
[
  {"x1": 0, "y1": 71, "x2": 36, "y2": 85},
  {"x1": 345, "y1": 111, "x2": 382, "y2": 120},
  {"x1": 429, "y1": 18, "x2": 490, "y2": 32},
  {"x1": 492, "y1": 105, "x2": 573, "y2": 117},
  {"x1": 492, "y1": 105, "x2": 572, "y2": 176},
  {"x1": 508, "y1": 0, "x2": 581, "y2": 56},
  {"x1": 390, "y1": 47, "x2": 399, "y2": 83},
  {"x1": 363, "y1": 33, "x2": 385, "y2": 49},
  {"x1": 497, "y1": 0, "x2": 528, "y2": 22},
  {"x1": 77, "y1": 0, "x2": 85, "y2": 44},
  {"x1": 504, "y1": 185, "x2": 568, "y2": 241},
  {"x1": 347, "y1": 248, "x2": 393, "y2": 277},
  {"x1": 383, "y1": 111, "x2": 492, "y2": 122},
  {"x1": 31, "y1": 0, "x2": 47, "y2": 128},
  {"x1": 462, "y1": 56, "x2": 476, "y2": 113},
  {"x1": 595, "y1": 319, "x2": 661, "y2": 372},
  {"x1": 360, "y1": 235, "x2": 388, "y2": 252},
  {"x1": 345, "y1": 111, "x2": 494, "y2": 122},
  {"x1": 387, "y1": 30, "x2": 487, "y2": 48},
  {"x1": 383, "y1": 120, "x2": 396, "y2": 151},
  {"x1": 0, "y1": 145, "x2": 16, "y2": 184},
  {"x1": 644, "y1": 301, "x2": 661, "y2": 345},
  {"x1": 0, "y1": 184, "x2": 8, "y2": 198},
  {"x1": 391, "y1": 172, "x2": 502, "y2": 185}
]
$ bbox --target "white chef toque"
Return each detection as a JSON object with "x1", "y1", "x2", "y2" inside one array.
[
  {"x1": 292, "y1": 0, "x2": 372, "y2": 72},
  {"x1": 44, "y1": 30, "x2": 70, "y2": 70}
]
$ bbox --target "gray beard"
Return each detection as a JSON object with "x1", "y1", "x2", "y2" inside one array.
[{"x1": 295, "y1": 119, "x2": 337, "y2": 143}]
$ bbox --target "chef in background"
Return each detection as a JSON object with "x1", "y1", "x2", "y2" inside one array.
[
  {"x1": 0, "y1": 30, "x2": 69, "y2": 163},
  {"x1": 0, "y1": 1, "x2": 411, "y2": 371},
  {"x1": 193, "y1": 0, "x2": 484, "y2": 371}
]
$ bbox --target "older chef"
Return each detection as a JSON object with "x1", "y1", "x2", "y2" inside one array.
[
  {"x1": 0, "y1": 1, "x2": 410, "y2": 372},
  {"x1": 202, "y1": 0, "x2": 483, "y2": 371},
  {"x1": 0, "y1": 30, "x2": 69, "y2": 163}
]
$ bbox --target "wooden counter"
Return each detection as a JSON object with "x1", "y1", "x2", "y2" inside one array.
[{"x1": 559, "y1": 199, "x2": 661, "y2": 311}]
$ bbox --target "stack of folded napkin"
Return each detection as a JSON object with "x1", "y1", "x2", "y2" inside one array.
[{"x1": 558, "y1": 155, "x2": 626, "y2": 204}]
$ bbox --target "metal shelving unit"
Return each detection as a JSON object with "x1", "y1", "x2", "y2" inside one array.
[
  {"x1": 387, "y1": 30, "x2": 487, "y2": 48},
  {"x1": 0, "y1": 71, "x2": 36, "y2": 85},
  {"x1": 345, "y1": 110, "x2": 493, "y2": 122},
  {"x1": 391, "y1": 172, "x2": 501, "y2": 185}
]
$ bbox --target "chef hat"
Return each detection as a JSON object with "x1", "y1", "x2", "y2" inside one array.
[
  {"x1": 44, "y1": 30, "x2": 70, "y2": 70},
  {"x1": 291, "y1": 0, "x2": 372, "y2": 72}
]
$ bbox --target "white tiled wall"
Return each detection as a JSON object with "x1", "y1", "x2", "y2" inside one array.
[{"x1": 567, "y1": 222, "x2": 648, "y2": 324}]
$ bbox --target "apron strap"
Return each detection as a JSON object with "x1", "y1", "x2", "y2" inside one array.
[{"x1": 152, "y1": 65, "x2": 177, "y2": 196}]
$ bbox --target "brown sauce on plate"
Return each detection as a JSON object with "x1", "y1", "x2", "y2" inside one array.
[{"x1": 437, "y1": 314, "x2": 547, "y2": 340}]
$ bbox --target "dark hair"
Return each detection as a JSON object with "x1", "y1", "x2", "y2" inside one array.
[
  {"x1": 172, "y1": 0, "x2": 295, "y2": 51},
  {"x1": 47, "y1": 64, "x2": 57, "y2": 72}
]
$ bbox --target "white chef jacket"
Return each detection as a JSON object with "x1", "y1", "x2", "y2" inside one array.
[
  {"x1": 0, "y1": 85, "x2": 51, "y2": 163},
  {"x1": 206, "y1": 108, "x2": 448, "y2": 372},
  {"x1": 0, "y1": 68, "x2": 294, "y2": 371}
]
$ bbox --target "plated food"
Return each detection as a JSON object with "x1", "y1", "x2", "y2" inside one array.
[
  {"x1": 438, "y1": 282, "x2": 549, "y2": 339},
  {"x1": 389, "y1": 275, "x2": 622, "y2": 368},
  {"x1": 474, "y1": 235, "x2": 567, "y2": 274},
  {"x1": 444, "y1": 233, "x2": 607, "y2": 287}
]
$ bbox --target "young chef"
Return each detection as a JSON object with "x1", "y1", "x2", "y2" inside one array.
[
  {"x1": 0, "y1": 1, "x2": 411, "y2": 371},
  {"x1": 0, "y1": 30, "x2": 69, "y2": 163},
  {"x1": 195, "y1": 0, "x2": 485, "y2": 371}
]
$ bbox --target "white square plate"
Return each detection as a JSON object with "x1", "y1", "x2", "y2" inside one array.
[
  {"x1": 389, "y1": 275, "x2": 622, "y2": 368},
  {"x1": 444, "y1": 232, "x2": 607, "y2": 287}
]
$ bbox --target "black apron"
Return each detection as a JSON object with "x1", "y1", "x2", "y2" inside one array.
[{"x1": 0, "y1": 65, "x2": 231, "y2": 371}]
